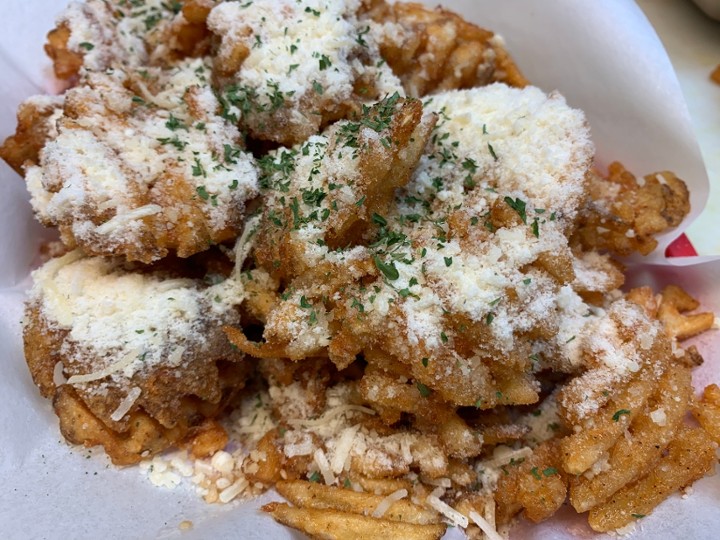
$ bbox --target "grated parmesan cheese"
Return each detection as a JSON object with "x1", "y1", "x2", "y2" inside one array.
[
  {"x1": 53, "y1": 361, "x2": 67, "y2": 387},
  {"x1": 650, "y1": 408, "x2": 667, "y2": 427},
  {"x1": 109, "y1": 387, "x2": 141, "y2": 422},
  {"x1": 313, "y1": 448, "x2": 335, "y2": 486},
  {"x1": 66, "y1": 349, "x2": 140, "y2": 385},
  {"x1": 207, "y1": 0, "x2": 402, "y2": 141},
  {"x1": 286, "y1": 404, "x2": 376, "y2": 428},
  {"x1": 371, "y1": 489, "x2": 408, "y2": 518},
  {"x1": 426, "y1": 495, "x2": 469, "y2": 529},
  {"x1": 469, "y1": 510, "x2": 504, "y2": 540},
  {"x1": 329, "y1": 424, "x2": 361, "y2": 474},
  {"x1": 25, "y1": 57, "x2": 258, "y2": 259}
]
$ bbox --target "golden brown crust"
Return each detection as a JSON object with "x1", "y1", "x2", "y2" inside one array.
[
  {"x1": 364, "y1": 0, "x2": 528, "y2": 97},
  {"x1": 45, "y1": 24, "x2": 84, "y2": 81},
  {"x1": 23, "y1": 304, "x2": 69, "y2": 399},
  {"x1": 44, "y1": 0, "x2": 217, "y2": 82},
  {"x1": 24, "y1": 251, "x2": 252, "y2": 465},
  {"x1": 574, "y1": 162, "x2": 691, "y2": 256},
  {"x1": 54, "y1": 385, "x2": 185, "y2": 466},
  {"x1": 495, "y1": 440, "x2": 568, "y2": 525},
  {"x1": 0, "y1": 98, "x2": 62, "y2": 175},
  {"x1": 21, "y1": 63, "x2": 257, "y2": 264}
]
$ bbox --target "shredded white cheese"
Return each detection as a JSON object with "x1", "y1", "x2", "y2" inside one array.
[
  {"x1": 110, "y1": 386, "x2": 142, "y2": 422},
  {"x1": 66, "y1": 349, "x2": 140, "y2": 384},
  {"x1": 426, "y1": 495, "x2": 469, "y2": 529},
  {"x1": 330, "y1": 424, "x2": 361, "y2": 474},
  {"x1": 313, "y1": 448, "x2": 335, "y2": 486},
  {"x1": 371, "y1": 489, "x2": 408, "y2": 518},
  {"x1": 53, "y1": 361, "x2": 67, "y2": 387},
  {"x1": 287, "y1": 404, "x2": 376, "y2": 428},
  {"x1": 469, "y1": 510, "x2": 504, "y2": 540},
  {"x1": 482, "y1": 446, "x2": 534, "y2": 469}
]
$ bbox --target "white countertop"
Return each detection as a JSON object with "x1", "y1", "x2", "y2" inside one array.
[{"x1": 639, "y1": 0, "x2": 720, "y2": 255}]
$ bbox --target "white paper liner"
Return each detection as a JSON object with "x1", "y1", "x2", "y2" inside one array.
[{"x1": 0, "y1": 1, "x2": 718, "y2": 539}]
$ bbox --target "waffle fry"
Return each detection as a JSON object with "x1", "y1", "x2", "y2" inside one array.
[
  {"x1": 263, "y1": 501, "x2": 447, "y2": 540},
  {"x1": 275, "y1": 480, "x2": 442, "y2": 525},
  {"x1": 588, "y1": 427, "x2": 717, "y2": 532},
  {"x1": 569, "y1": 364, "x2": 693, "y2": 513},
  {"x1": 363, "y1": 0, "x2": 527, "y2": 96}
]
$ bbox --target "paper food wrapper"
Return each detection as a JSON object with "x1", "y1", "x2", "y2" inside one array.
[{"x1": 0, "y1": 1, "x2": 718, "y2": 538}]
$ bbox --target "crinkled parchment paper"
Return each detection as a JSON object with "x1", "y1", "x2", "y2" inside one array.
[{"x1": 0, "y1": 1, "x2": 718, "y2": 538}]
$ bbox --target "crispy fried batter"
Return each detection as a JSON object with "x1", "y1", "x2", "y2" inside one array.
[
  {"x1": 208, "y1": 0, "x2": 404, "y2": 145},
  {"x1": 24, "y1": 249, "x2": 251, "y2": 464},
  {"x1": 0, "y1": 96, "x2": 63, "y2": 174},
  {"x1": 19, "y1": 60, "x2": 258, "y2": 263},
  {"x1": 44, "y1": 0, "x2": 216, "y2": 81},
  {"x1": 575, "y1": 162, "x2": 691, "y2": 256},
  {"x1": 363, "y1": 0, "x2": 527, "y2": 97}
]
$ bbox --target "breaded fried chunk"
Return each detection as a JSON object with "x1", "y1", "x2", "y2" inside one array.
[
  {"x1": 575, "y1": 162, "x2": 691, "y2": 256},
  {"x1": 362, "y1": 0, "x2": 528, "y2": 96},
  {"x1": 45, "y1": 0, "x2": 217, "y2": 80},
  {"x1": 0, "y1": 96, "x2": 64, "y2": 175},
  {"x1": 226, "y1": 93, "x2": 436, "y2": 360},
  {"x1": 232, "y1": 85, "x2": 598, "y2": 403},
  {"x1": 207, "y1": 0, "x2": 404, "y2": 145},
  {"x1": 252, "y1": 92, "x2": 436, "y2": 283},
  {"x1": 22, "y1": 58, "x2": 258, "y2": 263},
  {"x1": 24, "y1": 248, "x2": 252, "y2": 464}
]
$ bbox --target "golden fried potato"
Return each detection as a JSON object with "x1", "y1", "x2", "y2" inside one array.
[
  {"x1": 348, "y1": 477, "x2": 414, "y2": 496},
  {"x1": 276, "y1": 480, "x2": 441, "y2": 525},
  {"x1": 495, "y1": 441, "x2": 567, "y2": 525},
  {"x1": 587, "y1": 427, "x2": 717, "y2": 532},
  {"x1": 569, "y1": 364, "x2": 692, "y2": 513},
  {"x1": 363, "y1": 0, "x2": 527, "y2": 96},
  {"x1": 25, "y1": 250, "x2": 251, "y2": 465},
  {"x1": 575, "y1": 163, "x2": 691, "y2": 256},
  {"x1": 693, "y1": 384, "x2": 720, "y2": 444},
  {"x1": 657, "y1": 285, "x2": 715, "y2": 340},
  {"x1": 455, "y1": 493, "x2": 498, "y2": 540},
  {"x1": 10, "y1": 5, "x2": 719, "y2": 539},
  {"x1": 228, "y1": 94, "x2": 435, "y2": 361},
  {"x1": 44, "y1": 23, "x2": 83, "y2": 81},
  {"x1": 54, "y1": 385, "x2": 185, "y2": 466},
  {"x1": 358, "y1": 367, "x2": 482, "y2": 458},
  {"x1": 252, "y1": 93, "x2": 435, "y2": 281},
  {"x1": 185, "y1": 419, "x2": 229, "y2": 459},
  {"x1": 44, "y1": 0, "x2": 215, "y2": 81},
  {"x1": 559, "y1": 363, "x2": 658, "y2": 475},
  {"x1": 262, "y1": 502, "x2": 447, "y2": 540},
  {"x1": 0, "y1": 96, "x2": 63, "y2": 174}
]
